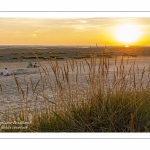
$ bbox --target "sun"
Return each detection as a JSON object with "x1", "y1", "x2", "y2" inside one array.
[{"x1": 114, "y1": 24, "x2": 141, "y2": 44}]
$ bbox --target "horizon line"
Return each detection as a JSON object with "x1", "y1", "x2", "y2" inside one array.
[{"x1": 0, "y1": 44, "x2": 149, "y2": 47}]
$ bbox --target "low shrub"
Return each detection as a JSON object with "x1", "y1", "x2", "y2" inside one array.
[
  {"x1": 72, "y1": 56, "x2": 85, "y2": 59},
  {"x1": 56, "y1": 57, "x2": 64, "y2": 59},
  {"x1": 49, "y1": 55, "x2": 59, "y2": 58},
  {"x1": 12, "y1": 56, "x2": 18, "y2": 59}
]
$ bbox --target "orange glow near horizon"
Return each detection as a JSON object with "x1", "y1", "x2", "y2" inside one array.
[{"x1": 0, "y1": 18, "x2": 149, "y2": 46}]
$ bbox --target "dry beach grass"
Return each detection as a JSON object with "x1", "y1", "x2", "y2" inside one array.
[{"x1": 0, "y1": 49, "x2": 150, "y2": 132}]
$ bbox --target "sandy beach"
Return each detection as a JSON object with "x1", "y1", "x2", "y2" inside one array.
[
  {"x1": 0, "y1": 55, "x2": 150, "y2": 116},
  {"x1": 0, "y1": 59, "x2": 89, "y2": 116}
]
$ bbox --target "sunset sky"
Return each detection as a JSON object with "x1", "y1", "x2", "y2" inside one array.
[{"x1": 0, "y1": 17, "x2": 150, "y2": 46}]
